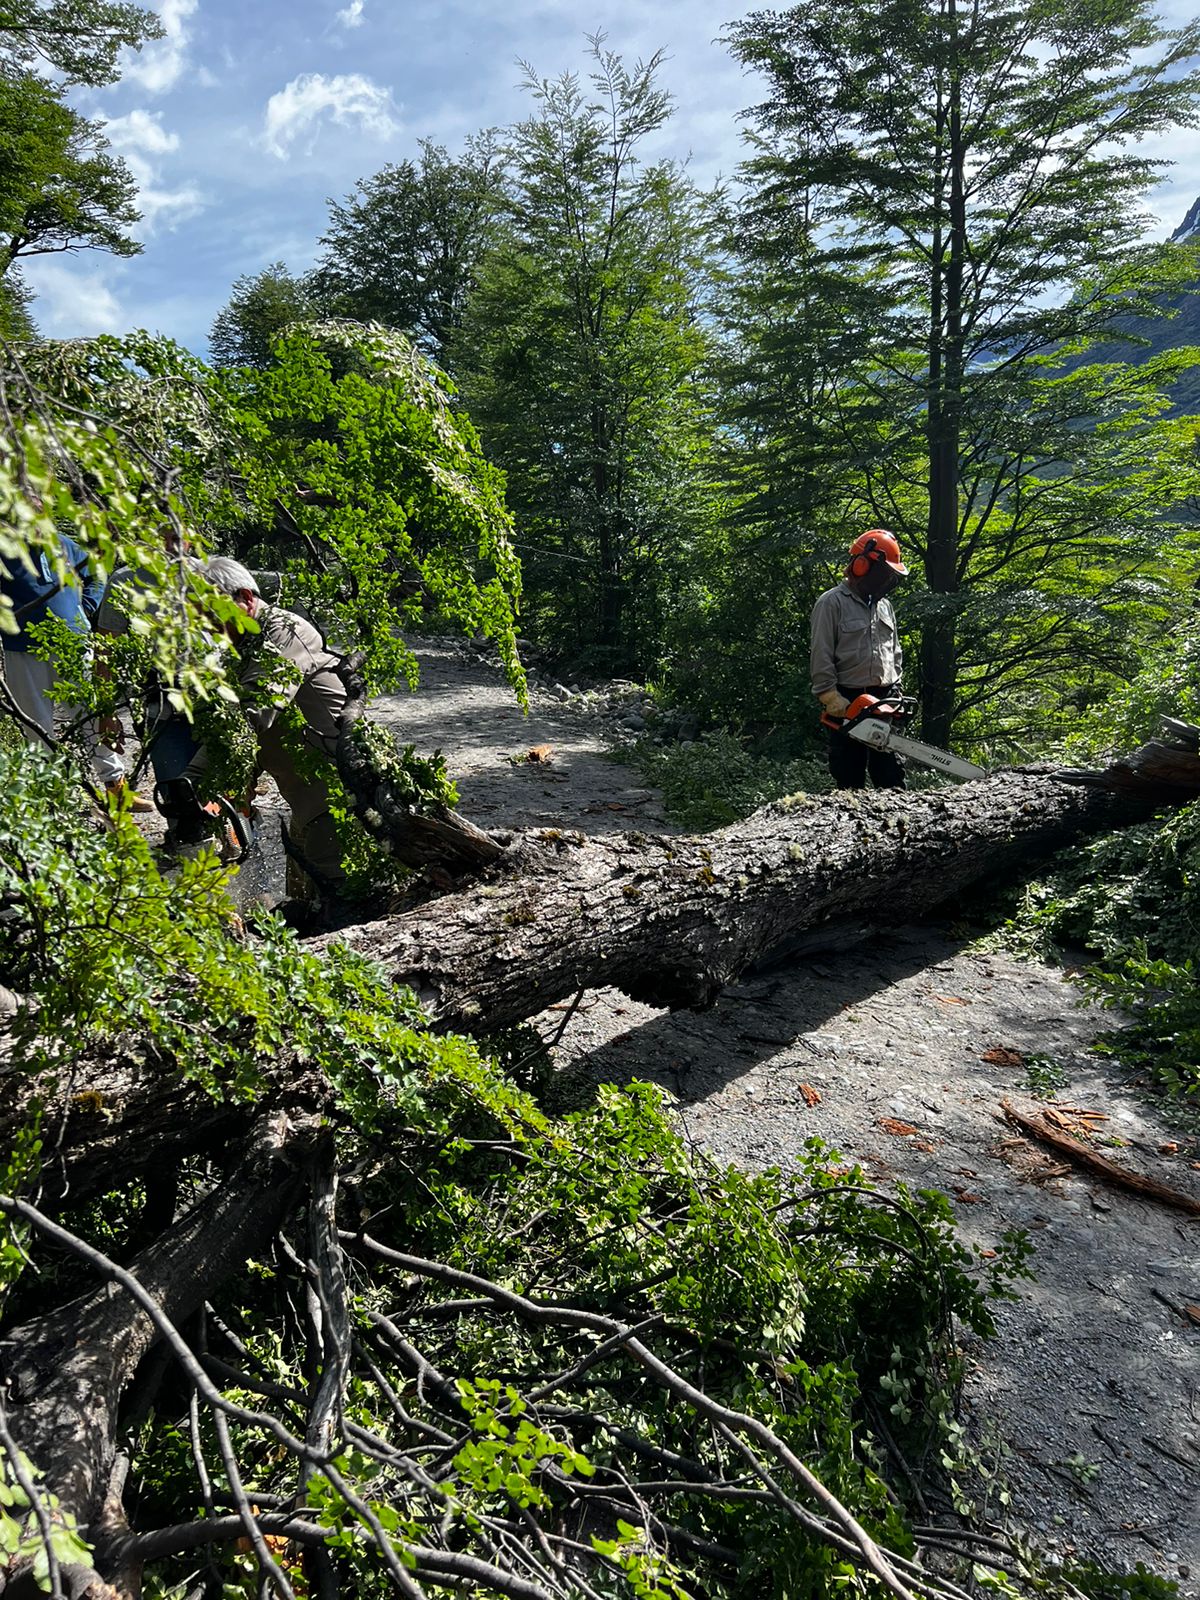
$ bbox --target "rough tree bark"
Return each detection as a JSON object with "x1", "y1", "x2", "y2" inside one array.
[
  {"x1": 330, "y1": 761, "x2": 1193, "y2": 1033},
  {"x1": 1, "y1": 729, "x2": 1197, "y2": 1599},
  {"x1": 0, "y1": 1113, "x2": 324, "y2": 1588},
  {"x1": 5, "y1": 734, "x2": 1199, "y2": 1205}
]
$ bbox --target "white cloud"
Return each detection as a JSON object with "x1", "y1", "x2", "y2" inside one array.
[
  {"x1": 262, "y1": 72, "x2": 399, "y2": 159},
  {"x1": 121, "y1": 0, "x2": 198, "y2": 95},
  {"x1": 131, "y1": 168, "x2": 206, "y2": 229},
  {"x1": 21, "y1": 260, "x2": 126, "y2": 337},
  {"x1": 96, "y1": 106, "x2": 205, "y2": 232},
  {"x1": 103, "y1": 108, "x2": 180, "y2": 157},
  {"x1": 337, "y1": 0, "x2": 365, "y2": 27}
]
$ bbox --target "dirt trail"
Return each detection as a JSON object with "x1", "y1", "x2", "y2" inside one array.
[{"x1": 369, "y1": 638, "x2": 1200, "y2": 1592}]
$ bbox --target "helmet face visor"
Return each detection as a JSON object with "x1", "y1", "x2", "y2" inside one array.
[{"x1": 857, "y1": 559, "x2": 904, "y2": 599}]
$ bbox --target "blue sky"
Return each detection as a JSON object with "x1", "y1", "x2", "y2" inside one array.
[{"x1": 22, "y1": 0, "x2": 1200, "y2": 356}]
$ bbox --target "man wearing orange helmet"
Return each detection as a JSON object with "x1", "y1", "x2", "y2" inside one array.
[{"x1": 810, "y1": 529, "x2": 908, "y2": 790}]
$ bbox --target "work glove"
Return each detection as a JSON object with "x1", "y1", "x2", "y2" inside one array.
[{"x1": 818, "y1": 689, "x2": 850, "y2": 718}]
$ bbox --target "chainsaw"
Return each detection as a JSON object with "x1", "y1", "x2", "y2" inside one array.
[
  {"x1": 821, "y1": 693, "x2": 986, "y2": 782},
  {"x1": 155, "y1": 776, "x2": 256, "y2": 862}
]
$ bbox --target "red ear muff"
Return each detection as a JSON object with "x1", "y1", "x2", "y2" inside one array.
[{"x1": 848, "y1": 538, "x2": 878, "y2": 579}]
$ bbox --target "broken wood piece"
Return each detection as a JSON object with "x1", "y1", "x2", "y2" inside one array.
[
  {"x1": 878, "y1": 1117, "x2": 920, "y2": 1137},
  {"x1": 999, "y1": 1101, "x2": 1200, "y2": 1216},
  {"x1": 981, "y1": 1047, "x2": 1025, "y2": 1069}
]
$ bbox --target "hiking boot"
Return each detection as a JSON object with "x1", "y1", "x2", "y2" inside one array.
[{"x1": 107, "y1": 780, "x2": 156, "y2": 814}]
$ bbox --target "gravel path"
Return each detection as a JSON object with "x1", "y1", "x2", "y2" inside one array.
[{"x1": 371, "y1": 637, "x2": 1200, "y2": 1593}]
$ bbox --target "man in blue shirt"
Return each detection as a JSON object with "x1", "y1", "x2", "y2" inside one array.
[{"x1": 1, "y1": 521, "x2": 125, "y2": 791}]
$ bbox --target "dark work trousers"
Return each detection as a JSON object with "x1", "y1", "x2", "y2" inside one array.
[
  {"x1": 827, "y1": 728, "x2": 906, "y2": 790},
  {"x1": 827, "y1": 681, "x2": 906, "y2": 791}
]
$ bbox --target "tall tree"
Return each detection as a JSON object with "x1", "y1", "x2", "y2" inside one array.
[
  {"x1": 456, "y1": 40, "x2": 718, "y2": 674},
  {"x1": 209, "y1": 261, "x2": 321, "y2": 369},
  {"x1": 311, "y1": 135, "x2": 506, "y2": 368},
  {"x1": 0, "y1": 265, "x2": 34, "y2": 338},
  {"x1": 728, "y1": 0, "x2": 1200, "y2": 747},
  {"x1": 0, "y1": 0, "x2": 160, "y2": 83},
  {"x1": 0, "y1": 73, "x2": 140, "y2": 277},
  {"x1": 673, "y1": 177, "x2": 879, "y2": 730}
]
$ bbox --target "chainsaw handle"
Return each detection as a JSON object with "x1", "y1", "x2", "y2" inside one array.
[{"x1": 820, "y1": 690, "x2": 917, "y2": 732}]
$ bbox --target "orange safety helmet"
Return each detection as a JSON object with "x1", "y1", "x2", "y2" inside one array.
[{"x1": 847, "y1": 529, "x2": 908, "y2": 580}]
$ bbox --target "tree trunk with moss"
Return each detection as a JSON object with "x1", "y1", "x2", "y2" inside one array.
[{"x1": 332, "y1": 763, "x2": 1186, "y2": 1031}]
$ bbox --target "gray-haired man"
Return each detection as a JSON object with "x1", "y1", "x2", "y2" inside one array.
[{"x1": 195, "y1": 558, "x2": 349, "y2": 892}]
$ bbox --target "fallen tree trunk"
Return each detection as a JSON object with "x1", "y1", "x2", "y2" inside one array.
[
  {"x1": 330, "y1": 765, "x2": 1188, "y2": 1033},
  {"x1": 2, "y1": 734, "x2": 1197, "y2": 1600},
  {"x1": 0, "y1": 1112, "x2": 323, "y2": 1568},
  {"x1": 5, "y1": 738, "x2": 1199, "y2": 1197}
]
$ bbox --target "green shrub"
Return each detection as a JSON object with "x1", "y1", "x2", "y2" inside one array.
[
  {"x1": 995, "y1": 802, "x2": 1200, "y2": 1095},
  {"x1": 633, "y1": 729, "x2": 829, "y2": 829}
]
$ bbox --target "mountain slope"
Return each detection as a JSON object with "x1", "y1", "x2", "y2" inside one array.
[{"x1": 1064, "y1": 197, "x2": 1200, "y2": 414}]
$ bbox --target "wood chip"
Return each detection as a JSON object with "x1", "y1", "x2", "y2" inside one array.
[
  {"x1": 1185, "y1": 1306, "x2": 1200, "y2": 1328},
  {"x1": 799, "y1": 1082, "x2": 822, "y2": 1107},
  {"x1": 934, "y1": 994, "x2": 969, "y2": 1005},
  {"x1": 879, "y1": 1117, "x2": 920, "y2": 1137},
  {"x1": 982, "y1": 1047, "x2": 1024, "y2": 1068},
  {"x1": 1044, "y1": 1106, "x2": 1108, "y2": 1138}
]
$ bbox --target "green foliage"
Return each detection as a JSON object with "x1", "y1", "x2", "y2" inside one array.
[
  {"x1": 726, "y1": 0, "x2": 1200, "y2": 746},
  {"x1": 456, "y1": 39, "x2": 719, "y2": 677},
  {"x1": 277, "y1": 708, "x2": 459, "y2": 899},
  {"x1": 0, "y1": 0, "x2": 161, "y2": 87},
  {"x1": 190, "y1": 695, "x2": 261, "y2": 803},
  {"x1": 324, "y1": 1090, "x2": 1024, "y2": 1595},
  {"x1": 995, "y1": 802, "x2": 1200, "y2": 1095},
  {"x1": 208, "y1": 262, "x2": 321, "y2": 370},
  {"x1": 1064, "y1": 1561, "x2": 1180, "y2": 1600},
  {"x1": 3, "y1": 322, "x2": 525, "y2": 774},
  {"x1": 0, "y1": 712, "x2": 1030, "y2": 1597},
  {"x1": 633, "y1": 729, "x2": 828, "y2": 829},
  {"x1": 311, "y1": 134, "x2": 507, "y2": 367},
  {"x1": 1060, "y1": 613, "x2": 1200, "y2": 762},
  {"x1": 0, "y1": 267, "x2": 35, "y2": 339},
  {"x1": 0, "y1": 1124, "x2": 40, "y2": 1292},
  {"x1": 1022, "y1": 1055, "x2": 1071, "y2": 1100},
  {"x1": 0, "y1": 1448, "x2": 91, "y2": 1591},
  {"x1": 0, "y1": 71, "x2": 138, "y2": 276},
  {"x1": 344, "y1": 715, "x2": 459, "y2": 809},
  {"x1": 658, "y1": 518, "x2": 842, "y2": 732},
  {"x1": 221, "y1": 320, "x2": 526, "y2": 697},
  {"x1": 0, "y1": 744, "x2": 459, "y2": 1109}
]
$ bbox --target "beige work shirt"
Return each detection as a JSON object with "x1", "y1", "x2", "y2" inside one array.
[
  {"x1": 239, "y1": 604, "x2": 345, "y2": 752},
  {"x1": 809, "y1": 581, "x2": 903, "y2": 698}
]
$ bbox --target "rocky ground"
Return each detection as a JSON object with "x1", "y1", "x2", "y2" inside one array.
[{"x1": 211, "y1": 635, "x2": 1198, "y2": 1591}]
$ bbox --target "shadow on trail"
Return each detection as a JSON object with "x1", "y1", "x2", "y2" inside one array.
[{"x1": 548, "y1": 918, "x2": 989, "y2": 1110}]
